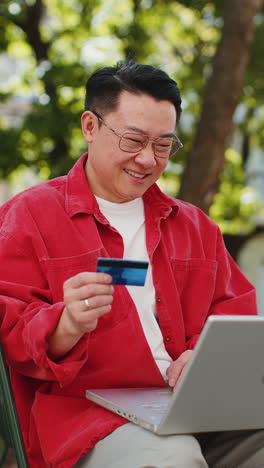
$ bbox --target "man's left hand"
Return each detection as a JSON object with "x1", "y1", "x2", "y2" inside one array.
[{"x1": 166, "y1": 350, "x2": 193, "y2": 389}]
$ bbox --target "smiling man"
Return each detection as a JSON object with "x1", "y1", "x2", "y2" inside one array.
[
  {"x1": 82, "y1": 91, "x2": 178, "y2": 203},
  {"x1": 0, "y1": 61, "x2": 263, "y2": 468}
]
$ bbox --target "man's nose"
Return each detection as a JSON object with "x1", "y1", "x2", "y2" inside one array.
[{"x1": 134, "y1": 143, "x2": 157, "y2": 168}]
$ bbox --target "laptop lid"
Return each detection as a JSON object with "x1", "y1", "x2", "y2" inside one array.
[{"x1": 86, "y1": 315, "x2": 264, "y2": 434}]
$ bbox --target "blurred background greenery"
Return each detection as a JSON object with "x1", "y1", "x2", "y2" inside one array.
[
  {"x1": 0, "y1": 0, "x2": 264, "y2": 309},
  {"x1": 1, "y1": 3, "x2": 264, "y2": 464}
]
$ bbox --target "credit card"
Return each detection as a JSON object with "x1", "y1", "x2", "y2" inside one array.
[{"x1": 96, "y1": 258, "x2": 149, "y2": 286}]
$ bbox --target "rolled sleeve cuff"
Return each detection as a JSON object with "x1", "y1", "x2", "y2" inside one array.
[{"x1": 23, "y1": 302, "x2": 89, "y2": 386}]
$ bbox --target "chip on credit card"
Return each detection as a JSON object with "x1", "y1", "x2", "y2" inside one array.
[{"x1": 96, "y1": 258, "x2": 149, "y2": 286}]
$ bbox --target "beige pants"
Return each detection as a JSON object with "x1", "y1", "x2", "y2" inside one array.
[{"x1": 74, "y1": 423, "x2": 264, "y2": 468}]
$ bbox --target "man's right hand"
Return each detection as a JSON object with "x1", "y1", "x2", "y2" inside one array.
[{"x1": 48, "y1": 272, "x2": 113, "y2": 359}]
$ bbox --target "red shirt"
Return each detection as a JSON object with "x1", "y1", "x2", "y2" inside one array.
[{"x1": 0, "y1": 154, "x2": 257, "y2": 467}]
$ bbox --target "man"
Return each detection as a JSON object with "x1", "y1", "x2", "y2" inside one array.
[{"x1": 0, "y1": 60, "x2": 263, "y2": 468}]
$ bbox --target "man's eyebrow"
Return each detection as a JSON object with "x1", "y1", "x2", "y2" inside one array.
[{"x1": 126, "y1": 125, "x2": 176, "y2": 138}]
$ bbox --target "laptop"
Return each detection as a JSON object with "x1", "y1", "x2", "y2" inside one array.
[{"x1": 86, "y1": 315, "x2": 264, "y2": 435}]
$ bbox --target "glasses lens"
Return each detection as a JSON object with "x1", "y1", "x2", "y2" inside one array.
[
  {"x1": 120, "y1": 134, "x2": 146, "y2": 152},
  {"x1": 154, "y1": 138, "x2": 181, "y2": 158}
]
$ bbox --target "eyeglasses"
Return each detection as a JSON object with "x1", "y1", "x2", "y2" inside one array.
[{"x1": 92, "y1": 110, "x2": 183, "y2": 159}]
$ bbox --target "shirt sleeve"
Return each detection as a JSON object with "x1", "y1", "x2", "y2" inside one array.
[
  {"x1": 0, "y1": 226, "x2": 88, "y2": 387},
  {"x1": 185, "y1": 226, "x2": 257, "y2": 350},
  {"x1": 212, "y1": 227, "x2": 257, "y2": 314}
]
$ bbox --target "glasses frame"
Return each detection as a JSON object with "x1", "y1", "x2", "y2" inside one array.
[{"x1": 92, "y1": 110, "x2": 183, "y2": 159}]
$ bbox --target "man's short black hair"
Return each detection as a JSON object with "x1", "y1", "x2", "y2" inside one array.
[{"x1": 85, "y1": 60, "x2": 182, "y2": 123}]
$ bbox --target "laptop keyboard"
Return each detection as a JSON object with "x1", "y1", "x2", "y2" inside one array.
[{"x1": 142, "y1": 403, "x2": 168, "y2": 414}]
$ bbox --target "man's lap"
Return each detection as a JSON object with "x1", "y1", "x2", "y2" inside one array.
[
  {"x1": 74, "y1": 423, "x2": 264, "y2": 468},
  {"x1": 74, "y1": 423, "x2": 207, "y2": 468}
]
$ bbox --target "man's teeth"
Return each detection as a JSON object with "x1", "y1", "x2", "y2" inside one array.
[{"x1": 126, "y1": 170, "x2": 145, "y2": 178}]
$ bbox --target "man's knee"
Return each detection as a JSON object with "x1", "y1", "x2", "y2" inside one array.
[
  {"x1": 75, "y1": 426, "x2": 208, "y2": 468},
  {"x1": 166, "y1": 437, "x2": 208, "y2": 468}
]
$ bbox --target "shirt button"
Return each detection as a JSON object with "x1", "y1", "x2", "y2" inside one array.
[
  {"x1": 156, "y1": 298, "x2": 161, "y2": 303},
  {"x1": 165, "y1": 336, "x2": 171, "y2": 342},
  {"x1": 98, "y1": 215, "x2": 104, "y2": 221}
]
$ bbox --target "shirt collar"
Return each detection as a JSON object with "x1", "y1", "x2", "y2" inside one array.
[
  {"x1": 65, "y1": 153, "x2": 100, "y2": 217},
  {"x1": 65, "y1": 153, "x2": 179, "y2": 218},
  {"x1": 143, "y1": 182, "x2": 179, "y2": 218}
]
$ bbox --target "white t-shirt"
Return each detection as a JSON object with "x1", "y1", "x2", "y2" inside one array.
[{"x1": 95, "y1": 196, "x2": 172, "y2": 379}]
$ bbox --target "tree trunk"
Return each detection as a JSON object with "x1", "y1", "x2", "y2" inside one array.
[{"x1": 178, "y1": 0, "x2": 263, "y2": 213}]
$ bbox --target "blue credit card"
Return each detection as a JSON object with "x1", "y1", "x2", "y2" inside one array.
[{"x1": 96, "y1": 258, "x2": 149, "y2": 286}]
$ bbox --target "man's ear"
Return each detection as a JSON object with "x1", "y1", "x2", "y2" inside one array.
[{"x1": 81, "y1": 111, "x2": 97, "y2": 143}]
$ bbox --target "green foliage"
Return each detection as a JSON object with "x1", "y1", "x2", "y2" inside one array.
[
  {"x1": 0, "y1": 0, "x2": 263, "y2": 233},
  {"x1": 0, "y1": 128, "x2": 23, "y2": 177},
  {"x1": 209, "y1": 149, "x2": 261, "y2": 234}
]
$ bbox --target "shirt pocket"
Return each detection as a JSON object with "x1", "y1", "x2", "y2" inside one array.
[
  {"x1": 171, "y1": 258, "x2": 217, "y2": 335},
  {"x1": 41, "y1": 251, "x2": 131, "y2": 334},
  {"x1": 41, "y1": 251, "x2": 101, "y2": 303}
]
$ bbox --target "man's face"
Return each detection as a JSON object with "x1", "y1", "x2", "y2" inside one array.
[{"x1": 81, "y1": 90, "x2": 177, "y2": 203}]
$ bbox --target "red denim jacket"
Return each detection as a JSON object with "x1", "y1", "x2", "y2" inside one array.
[{"x1": 0, "y1": 154, "x2": 257, "y2": 467}]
